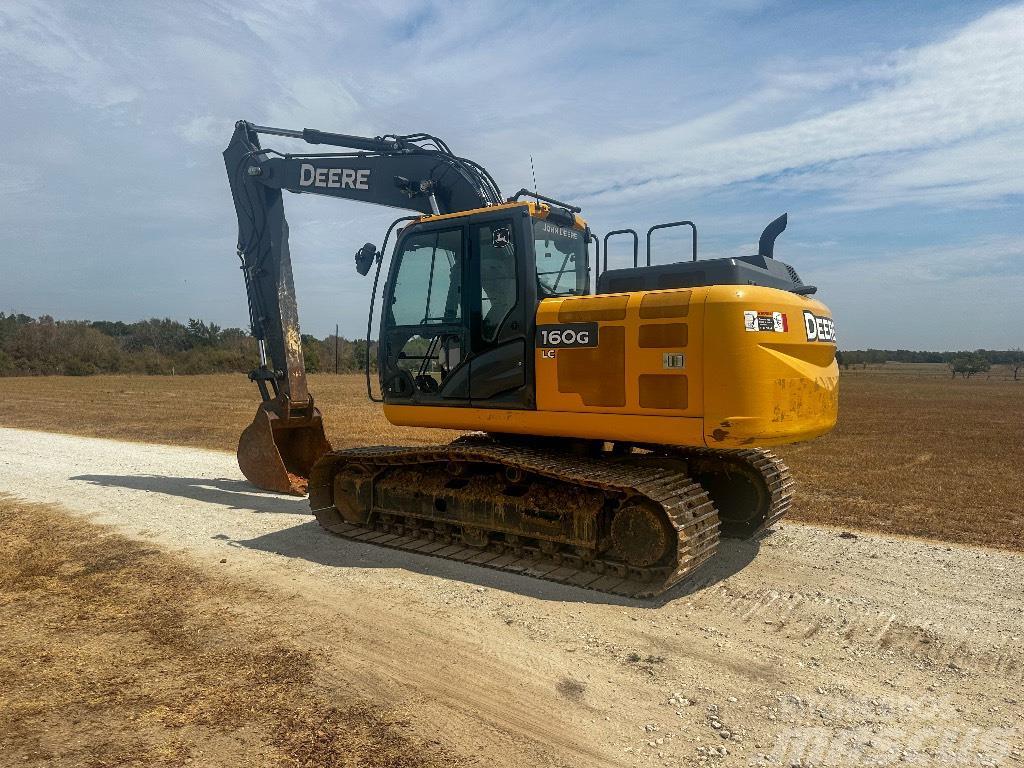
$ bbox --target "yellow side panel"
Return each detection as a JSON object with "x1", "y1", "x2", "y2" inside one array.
[
  {"x1": 535, "y1": 289, "x2": 705, "y2": 418},
  {"x1": 533, "y1": 285, "x2": 837, "y2": 447},
  {"x1": 384, "y1": 285, "x2": 838, "y2": 450},
  {"x1": 701, "y1": 285, "x2": 839, "y2": 447},
  {"x1": 383, "y1": 404, "x2": 706, "y2": 446}
]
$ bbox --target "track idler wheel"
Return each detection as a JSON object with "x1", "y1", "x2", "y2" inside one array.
[
  {"x1": 688, "y1": 456, "x2": 770, "y2": 538},
  {"x1": 237, "y1": 401, "x2": 332, "y2": 496},
  {"x1": 610, "y1": 501, "x2": 673, "y2": 567}
]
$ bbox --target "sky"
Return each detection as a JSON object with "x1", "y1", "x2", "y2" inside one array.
[{"x1": 0, "y1": 0, "x2": 1022, "y2": 350}]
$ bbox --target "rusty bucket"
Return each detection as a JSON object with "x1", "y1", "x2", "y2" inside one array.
[{"x1": 237, "y1": 401, "x2": 332, "y2": 496}]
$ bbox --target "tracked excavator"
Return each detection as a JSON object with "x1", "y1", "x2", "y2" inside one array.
[{"x1": 225, "y1": 120, "x2": 838, "y2": 597}]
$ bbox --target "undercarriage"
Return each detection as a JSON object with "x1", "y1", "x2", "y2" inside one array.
[{"x1": 308, "y1": 434, "x2": 792, "y2": 598}]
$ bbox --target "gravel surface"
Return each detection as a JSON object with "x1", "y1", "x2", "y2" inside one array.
[{"x1": 1, "y1": 426, "x2": 1021, "y2": 767}]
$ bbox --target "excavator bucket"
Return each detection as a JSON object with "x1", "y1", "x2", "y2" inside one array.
[{"x1": 237, "y1": 402, "x2": 331, "y2": 496}]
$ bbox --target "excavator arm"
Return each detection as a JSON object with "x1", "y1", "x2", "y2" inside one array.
[{"x1": 223, "y1": 120, "x2": 502, "y2": 494}]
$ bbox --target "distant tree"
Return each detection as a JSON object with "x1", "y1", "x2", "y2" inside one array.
[
  {"x1": 838, "y1": 351, "x2": 856, "y2": 368},
  {"x1": 0, "y1": 312, "x2": 33, "y2": 347},
  {"x1": 122, "y1": 318, "x2": 192, "y2": 354},
  {"x1": 948, "y1": 354, "x2": 991, "y2": 379},
  {"x1": 350, "y1": 339, "x2": 376, "y2": 372},
  {"x1": 4, "y1": 320, "x2": 122, "y2": 375},
  {"x1": 219, "y1": 327, "x2": 248, "y2": 344},
  {"x1": 301, "y1": 334, "x2": 321, "y2": 373},
  {"x1": 1009, "y1": 348, "x2": 1024, "y2": 381},
  {"x1": 187, "y1": 318, "x2": 222, "y2": 347},
  {"x1": 89, "y1": 320, "x2": 131, "y2": 338}
]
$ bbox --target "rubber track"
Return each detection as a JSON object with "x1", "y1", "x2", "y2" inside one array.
[
  {"x1": 309, "y1": 436, "x2": 720, "y2": 598},
  {"x1": 668, "y1": 446, "x2": 794, "y2": 536}
]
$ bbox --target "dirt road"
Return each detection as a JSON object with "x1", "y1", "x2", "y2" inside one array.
[{"x1": 1, "y1": 426, "x2": 1020, "y2": 767}]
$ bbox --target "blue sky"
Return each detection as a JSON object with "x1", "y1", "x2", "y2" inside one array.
[{"x1": 0, "y1": 0, "x2": 1021, "y2": 349}]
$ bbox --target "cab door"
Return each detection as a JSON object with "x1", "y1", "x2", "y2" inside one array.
[
  {"x1": 464, "y1": 217, "x2": 532, "y2": 407},
  {"x1": 378, "y1": 215, "x2": 534, "y2": 409},
  {"x1": 378, "y1": 225, "x2": 469, "y2": 403}
]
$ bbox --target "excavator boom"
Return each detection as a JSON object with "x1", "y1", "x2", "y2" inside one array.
[{"x1": 224, "y1": 120, "x2": 503, "y2": 493}]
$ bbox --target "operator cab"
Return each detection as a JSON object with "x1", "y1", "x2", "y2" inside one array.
[{"x1": 375, "y1": 201, "x2": 589, "y2": 409}]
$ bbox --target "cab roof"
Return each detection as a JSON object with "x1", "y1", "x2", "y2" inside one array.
[{"x1": 416, "y1": 200, "x2": 587, "y2": 230}]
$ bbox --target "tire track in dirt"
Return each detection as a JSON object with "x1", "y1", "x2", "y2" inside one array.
[{"x1": 275, "y1": 589, "x2": 627, "y2": 768}]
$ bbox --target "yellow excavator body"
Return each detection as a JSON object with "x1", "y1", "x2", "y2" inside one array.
[
  {"x1": 226, "y1": 119, "x2": 840, "y2": 596},
  {"x1": 384, "y1": 285, "x2": 838, "y2": 448}
]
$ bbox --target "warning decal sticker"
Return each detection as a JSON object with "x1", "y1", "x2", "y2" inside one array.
[{"x1": 743, "y1": 310, "x2": 788, "y2": 333}]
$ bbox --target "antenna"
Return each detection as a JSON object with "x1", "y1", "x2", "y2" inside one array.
[{"x1": 530, "y1": 155, "x2": 539, "y2": 201}]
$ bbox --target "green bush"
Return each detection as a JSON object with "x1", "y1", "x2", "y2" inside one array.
[
  {"x1": 0, "y1": 349, "x2": 13, "y2": 375},
  {"x1": 64, "y1": 358, "x2": 99, "y2": 376}
]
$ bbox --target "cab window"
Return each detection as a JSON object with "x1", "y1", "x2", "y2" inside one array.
[
  {"x1": 533, "y1": 217, "x2": 587, "y2": 297},
  {"x1": 477, "y1": 222, "x2": 518, "y2": 342},
  {"x1": 389, "y1": 229, "x2": 462, "y2": 326}
]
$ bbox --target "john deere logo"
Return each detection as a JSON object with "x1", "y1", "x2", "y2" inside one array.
[
  {"x1": 299, "y1": 163, "x2": 370, "y2": 190},
  {"x1": 803, "y1": 311, "x2": 836, "y2": 343}
]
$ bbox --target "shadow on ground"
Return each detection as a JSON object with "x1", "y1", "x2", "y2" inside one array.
[
  {"x1": 231, "y1": 519, "x2": 762, "y2": 608},
  {"x1": 71, "y1": 474, "x2": 309, "y2": 514},
  {"x1": 70, "y1": 472, "x2": 761, "y2": 606}
]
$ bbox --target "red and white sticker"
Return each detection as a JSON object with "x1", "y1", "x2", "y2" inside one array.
[{"x1": 743, "y1": 310, "x2": 788, "y2": 333}]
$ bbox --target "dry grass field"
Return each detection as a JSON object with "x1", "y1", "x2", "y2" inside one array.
[
  {"x1": 782, "y1": 366, "x2": 1023, "y2": 549},
  {"x1": 0, "y1": 368, "x2": 1020, "y2": 550},
  {"x1": 0, "y1": 372, "x2": 460, "y2": 451},
  {"x1": 0, "y1": 495, "x2": 462, "y2": 767}
]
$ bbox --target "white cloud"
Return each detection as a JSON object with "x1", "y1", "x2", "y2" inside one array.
[
  {"x1": 836, "y1": 130, "x2": 1024, "y2": 210},
  {"x1": 160, "y1": 35, "x2": 253, "y2": 100},
  {"x1": 0, "y1": 0, "x2": 140, "y2": 108},
  {"x1": 0, "y1": 163, "x2": 39, "y2": 197},
  {"x1": 837, "y1": 235, "x2": 1024, "y2": 283},
  {"x1": 262, "y1": 76, "x2": 364, "y2": 133},
  {"x1": 821, "y1": 235, "x2": 1024, "y2": 349},
  {"x1": 734, "y1": 127, "x2": 1024, "y2": 211},
  {"x1": 576, "y1": 4, "x2": 1024, "y2": 209},
  {"x1": 174, "y1": 115, "x2": 223, "y2": 145}
]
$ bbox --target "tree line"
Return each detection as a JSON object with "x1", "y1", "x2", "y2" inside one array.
[
  {"x1": 838, "y1": 348, "x2": 1023, "y2": 379},
  {"x1": 1, "y1": 312, "x2": 1020, "y2": 380},
  {"x1": 0, "y1": 313, "x2": 375, "y2": 376}
]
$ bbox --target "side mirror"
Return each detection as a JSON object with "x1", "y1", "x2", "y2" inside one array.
[{"x1": 355, "y1": 242, "x2": 377, "y2": 276}]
